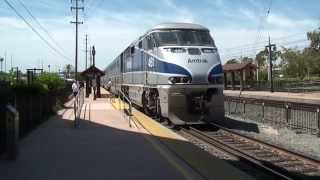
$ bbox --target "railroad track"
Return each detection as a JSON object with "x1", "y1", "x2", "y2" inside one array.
[{"x1": 181, "y1": 123, "x2": 320, "y2": 180}]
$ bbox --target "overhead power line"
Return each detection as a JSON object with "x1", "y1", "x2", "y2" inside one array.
[
  {"x1": 4, "y1": 0, "x2": 72, "y2": 62},
  {"x1": 221, "y1": 30, "x2": 314, "y2": 53},
  {"x1": 16, "y1": 0, "x2": 69, "y2": 56}
]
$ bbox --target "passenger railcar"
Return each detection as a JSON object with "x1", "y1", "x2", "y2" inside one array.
[{"x1": 102, "y1": 23, "x2": 225, "y2": 125}]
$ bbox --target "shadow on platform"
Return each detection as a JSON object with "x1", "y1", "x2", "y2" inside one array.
[
  {"x1": 0, "y1": 104, "x2": 317, "y2": 180},
  {"x1": 212, "y1": 117, "x2": 260, "y2": 133}
]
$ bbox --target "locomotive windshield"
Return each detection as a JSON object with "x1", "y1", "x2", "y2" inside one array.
[{"x1": 155, "y1": 30, "x2": 215, "y2": 47}]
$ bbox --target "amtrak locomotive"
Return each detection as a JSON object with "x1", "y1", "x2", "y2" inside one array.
[{"x1": 102, "y1": 23, "x2": 225, "y2": 125}]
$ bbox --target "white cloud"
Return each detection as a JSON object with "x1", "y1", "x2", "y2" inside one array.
[
  {"x1": 0, "y1": 17, "x2": 27, "y2": 29},
  {"x1": 267, "y1": 14, "x2": 318, "y2": 29},
  {"x1": 239, "y1": 8, "x2": 256, "y2": 21}
]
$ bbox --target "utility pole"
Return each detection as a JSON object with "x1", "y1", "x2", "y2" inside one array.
[
  {"x1": 89, "y1": 46, "x2": 92, "y2": 66},
  {"x1": 70, "y1": 0, "x2": 84, "y2": 81},
  {"x1": 10, "y1": 55, "x2": 13, "y2": 70},
  {"x1": 265, "y1": 36, "x2": 276, "y2": 93},
  {"x1": 4, "y1": 51, "x2": 7, "y2": 72},
  {"x1": 48, "y1": 64, "x2": 51, "y2": 73},
  {"x1": 85, "y1": 34, "x2": 88, "y2": 69},
  {"x1": 92, "y1": 46, "x2": 96, "y2": 67}
]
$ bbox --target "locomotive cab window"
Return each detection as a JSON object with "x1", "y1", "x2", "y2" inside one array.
[
  {"x1": 197, "y1": 31, "x2": 215, "y2": 46},
  {"x1": 147, "y1": 36, "x2": 153, "y2": 50},
  {"x1": 138, "y1": 41, "x2": 142, "y2": 48},
  {"x1": 142, "y1": 38, "x2": 148, "y2": 50},
  {"x1": 176, "y1": 30, "x2": 197, "y2": 46},
  {"x1": 155, "y1": 30, "x2": 215, "y2": 47},
  {"x1": 156, "y1": 31, "x2": 178, "y2": 46}
]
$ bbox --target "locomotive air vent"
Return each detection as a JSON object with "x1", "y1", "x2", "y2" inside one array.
[
  {"x1": 201, "y1": 48, "x2": 217, "y2": 53},
  {"x1": 188, "y1": 48, "x2": 201, "y2": 55}
]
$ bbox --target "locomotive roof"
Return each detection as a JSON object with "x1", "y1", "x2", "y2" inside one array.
[
  {"x1": 150, "y1": 23, "x2": 209, "y2": 31},
  {"x1": 133, "y1": 23, "x2": 210, "y2": 46}
]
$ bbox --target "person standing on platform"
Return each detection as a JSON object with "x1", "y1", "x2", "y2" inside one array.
[
  {"x1": 72, "y1": 81, "x2": 78, "y2": 97},
  {"x1": 107, "y1": 79, "x2": 112, "y2": 91},
  {"x1": 92, "y1": 78, "x2": 97, "y2": 100}
]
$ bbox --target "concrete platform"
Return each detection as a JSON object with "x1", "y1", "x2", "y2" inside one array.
[
  {"x1": 0, "y1": 89, "x2": 253, "y2": 180},
  {"x1": 224, "y1": 90, "x2": 320, "y2": 105}
]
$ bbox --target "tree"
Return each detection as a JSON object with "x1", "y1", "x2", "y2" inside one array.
[
  {"x1": 255, "y1": 49, "x2": 268, "y2": 68},
  {"x1": 280, "y1": 48, "x2": 308, "y2": 79},
  {"x1": 305, "y1": 29, "x2": 320, "y2": 76},
  {"x1": 64, "y1": 64, "x2": 74, "y2": 78},
  {"x1": 240, "y1": 56, "x2": 253, "y2": 63},
  {"x1": 0, "y1": 57, "x2": 4, "y2": 73},
  {"x1": 225, "y1": 58, "x2": 239, "y2": 64},
  {"x1": 307, "y1": 29, "x2": 320, "y2": 50}
]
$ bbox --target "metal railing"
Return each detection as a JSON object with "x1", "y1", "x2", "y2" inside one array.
[
  {"x1": 74, "y1": 88, "x2": 84, "y2": 128},
  {"x1": 118, "y1": 90, "x2": 134, "y2": 128},
  {"x1": 224, "y1": 96, "x2": 320, "y2": 136},
  {"x1": 5, "y1": 105, "x2": 19, "y2": 160},
  {"x1": 225, "y1": 80, "x2": 320, "y2": 92}
]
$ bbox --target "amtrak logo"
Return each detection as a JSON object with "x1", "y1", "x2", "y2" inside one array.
[
  {"x1": 148, "y1": 57, "x2": 155, "y2": 68},
  {"x1": 188, "y1": 58, "x2": 208, "y2": 63}
]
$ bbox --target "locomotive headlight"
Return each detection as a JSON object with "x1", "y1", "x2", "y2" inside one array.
[
  {"x1": 168, "y1": 77, "x2": 179, "y2": 84},
  {"x1": 168, "y1": 76, "x2": 191, "y2": 84}
]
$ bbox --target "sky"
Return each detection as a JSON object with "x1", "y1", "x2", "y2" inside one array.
[{"x1": 0, "y1": 0, "x2": 319, "y2": 72}]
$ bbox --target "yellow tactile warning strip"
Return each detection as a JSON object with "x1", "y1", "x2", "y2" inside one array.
[
  {"x1": 111, "y1": 98, "x2": 129, "y2": 110},
  {"x1": 110, "y1": 97, "x2": 253, "y2": 180},
  {"x1": 132, "y1": 109, "x2": 186, "y2": 140}
]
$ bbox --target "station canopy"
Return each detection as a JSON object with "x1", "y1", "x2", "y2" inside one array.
[{"x1": 81, "y1": 65, "x2": 105, "y2": 78}]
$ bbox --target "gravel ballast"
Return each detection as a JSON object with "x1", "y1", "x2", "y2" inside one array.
[{"x1": 216, "y1": 115, "x2": 320, "y2": 161}]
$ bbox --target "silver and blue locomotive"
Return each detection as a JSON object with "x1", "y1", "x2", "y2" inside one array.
[{"x1": 102, "y1": 23, "x2": 225, "y2": 125}]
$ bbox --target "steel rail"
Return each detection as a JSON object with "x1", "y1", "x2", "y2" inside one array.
[
  {"x1": 181, "y1": 127, "x2": 294, "y2": 180},
  {"x1": 209, "y1": 122, "x2": 320, "y2": 167}
]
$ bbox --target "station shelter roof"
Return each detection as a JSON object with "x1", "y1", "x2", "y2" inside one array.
[
  {"x1": 81, "y1": 65, "x2": 105, "y2": 77},
  {"x1": 223, "y1": 62, "x2": 257, "y2": 72}
]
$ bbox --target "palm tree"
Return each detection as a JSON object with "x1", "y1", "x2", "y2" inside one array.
[
  {"x1": 0, "y1": 57, "x2": 4, "y2": 72},
  {"x1": 64, "y1": 64, "x2": 73, "y2": 78}
]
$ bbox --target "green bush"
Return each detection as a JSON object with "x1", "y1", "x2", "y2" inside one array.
[
  {"x1": 36, "y1": 73, "x2": 65, "y2": 92},
  {"x1": 12, "y1": 82, "x2": 48, "y2": 95}
]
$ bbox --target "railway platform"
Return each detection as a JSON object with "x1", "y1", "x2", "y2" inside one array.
[
  {"x1": 0, "y1": 88, "x2": 253, "y2": 180},
  {"x1": 224, "y1": 90, "x2": 320, "y2": 104}
]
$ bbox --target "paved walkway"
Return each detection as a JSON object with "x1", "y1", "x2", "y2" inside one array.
[{"x1": 0, "y1": 94, "x2": 197, "y2": 180}]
